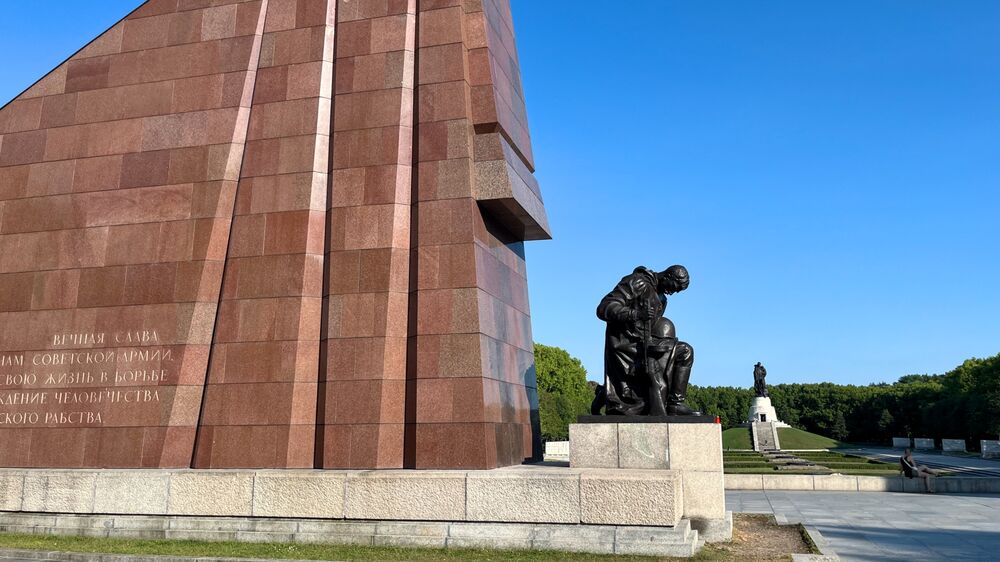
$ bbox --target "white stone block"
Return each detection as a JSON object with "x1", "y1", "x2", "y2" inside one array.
[
  {"x1": 913, "y1": 438, "x2": 934, "y2": 450},
  {"x1": 580, "y1": 469, "x2": 682, "y2": 526},
  {"x1": 375, "y1": 535, "x2": 447, "y2": 548},
  {"x1": 614, "y1": 522, "x2": 698, "y2": 557},
  {"x1": 344, "y1": 471, "x2": 465, "y2": 521},
  {"x1": 448, "y1": 522, "x2": 536, "y2": 540},
  {"x1": 0, "y1": 471, "x2": 24, "y2": 511},
  {"x1": 856, "y1": 476, "x2": 892, "y2": 492},
  {"x1": 667, "y1": 424, "x2": 722, "y2": 472},
  {"x1": 532, "y1": 523, "x2": 616, "y2": 544},
  {"x1": 167, "y1": 472, "x2": 253, "y2": 516},
  {"x1": 93, "y1": 472, "x2": 168, "y2": 515},
  {"x1": 981, "y1": 440, "x2": 1000, "y2": 459},
  {"x1": 297, "y1": 520, "x2": 376, "y2": 536},
  {"x1": 467, "y1": 471, "x2": 579, "y2": 524},
  {"x1": 762, "y1": 474, "x2": 813, "y2": 491},
  {"x1": 22, "y1": 472, "x2": 96, "y2": 513},
  {"x1": 375, "y1": 521, "x2": 449, "y2": 537},
  {"x1": 892, "y1": 437, "x2": 911, "y2": 448},
  {"x1": 569, "y1": 423, "x2": 617, "y2": 468},
  {"x1": 680, "y1": 470, "x2": 725, "y2": 520},
  {"x1": 693, "y1": 510, "x2": 733, "y2": 543},
  {"x1": 813, "y1": 475, "x2": 858, "y2": 491},
  {"x1": 746, "y1": 396, "x2": 787, "y2": 425},
  {"x1": 617, "y1": 423, "x2": 669, "y2": 469},
  {"x1": 252, "y1": 471, "x2": 345, "y2": 518},
  {"x1": 543, "y1": 441, "x2": 569, "y2": 459},
  {"x1": 941, "y1": 439, "x2": 966, "y2": 452},
  {"x1": 724, "y1": 474, "x2": 763, "y2": 490}
]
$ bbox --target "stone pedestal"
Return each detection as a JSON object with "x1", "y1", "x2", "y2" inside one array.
[
  {"x1": 982, "y1": 440, "x2": 1000, "y2": 459},
  {"x1": 942, "y1": 439, "x2": 966, "y2": 453},
  {"x1": 568, "y1": 419, "x2": 730, "y2": 542},
  {"x1": 746, "y1": 397, "x2": 789, "y2": 426},
  {"x1": 0, "y1": 466, "x2": 706, "y2": 557},
  {"x1": 892, "y1": 437, "x2": 912, "y2": 448}
]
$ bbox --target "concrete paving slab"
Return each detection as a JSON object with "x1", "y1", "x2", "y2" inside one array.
[{"x1": 728, "y1": 490, "x2": 1000, "y2": 561}]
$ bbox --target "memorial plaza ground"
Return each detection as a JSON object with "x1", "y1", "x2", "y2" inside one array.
[{"x1": 729, "y1": 490, "x2": 1000, "y2": 561}]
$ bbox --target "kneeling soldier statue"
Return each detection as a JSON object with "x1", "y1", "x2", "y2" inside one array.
[{"x1": 592, "y1": 265, "x2": 702, "y2": 417}]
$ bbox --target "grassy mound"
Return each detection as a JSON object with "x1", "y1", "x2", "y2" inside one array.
[
  {"x1": 722, "y1": 427, "x2": 752, "y2": 449},
  {"x1": 777, "y1": 427, "x2": 847, "y2": 449}
]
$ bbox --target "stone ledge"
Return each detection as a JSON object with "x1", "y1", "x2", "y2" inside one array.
[
  {"x1": 0, "y1": 467, "x2": 729, "y2": 533},
  {"x1": 0, "y1": 513, "x2": 703, "y2": 558},
  {"x1": 725, "y1": 473, "x2": 1000, "y2": 493}
]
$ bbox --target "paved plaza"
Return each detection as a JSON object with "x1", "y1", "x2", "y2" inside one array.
[
  {"x1": 845, "y1": 448, "x2": 1000, "y2": 477},
  {"x1": 728, "y1": 490, "x2": 1000, "y2": 561}
]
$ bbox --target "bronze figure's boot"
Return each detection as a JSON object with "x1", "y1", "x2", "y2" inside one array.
[{"x1": 667, "y1": 365, "x2": 702, "y2": 416}]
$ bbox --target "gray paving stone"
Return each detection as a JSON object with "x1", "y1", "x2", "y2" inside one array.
[{"x1": 727, "y1": 490, "x2": 1000, "y2": 562}]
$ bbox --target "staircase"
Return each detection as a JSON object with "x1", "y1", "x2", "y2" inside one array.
[
  {"x1": 616, "y1": 519, "x2": 701, "y2": 557},
  {"x1": 752, "y1": 421, "x2": 781, "y2": 452}
]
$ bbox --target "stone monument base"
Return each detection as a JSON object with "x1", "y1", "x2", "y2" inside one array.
[
  {"x1": 0, "y1": 465, "x2": 718, "y2": 557},
  {"x1": 568, "y1": 418, "x2": 731, "y2": 542},
  {"x1": 746, "y1": 397, "x2": 790, "y2": 427}
]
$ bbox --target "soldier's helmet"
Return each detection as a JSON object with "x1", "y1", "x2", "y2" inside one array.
[
  {"x1": 653, "y1": 317, "x2": 676, "y2": 339},
  {"x1": 649, "y1": 317, "x2": 677, "y2": 353}
]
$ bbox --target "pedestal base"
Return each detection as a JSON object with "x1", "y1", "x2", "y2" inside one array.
[
  {"x1": 746, "y1": 396, "x2": 789, "y2": 426},
  {"x1": 568, "y1": 421, "x2": 729, "y2": 541},
  {"x1": 0, "y1": 466, "x2": 715, "y2": 555}
]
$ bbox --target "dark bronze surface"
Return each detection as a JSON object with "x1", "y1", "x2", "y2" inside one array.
[
  {"x1": 754, "y1": 362, "x2": 769, "y2": 398},
  {"x1": 576, "y1": 415, "x2": 715, "y2": 424},
  {"x1": 592, "y1": 265, "x2": 702, "y2": 417}
]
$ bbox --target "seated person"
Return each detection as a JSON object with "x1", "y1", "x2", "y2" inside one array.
[{"x1": 900, "y1": 448, "x2": 940, "y2": 492}]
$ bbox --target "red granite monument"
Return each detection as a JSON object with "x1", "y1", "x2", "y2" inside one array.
[{"x1": 0, "y1": 0, "x2": 549, "y2": 470}]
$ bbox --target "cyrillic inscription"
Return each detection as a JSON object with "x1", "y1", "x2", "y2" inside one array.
[{"x1": 0, "y1": 330, "x2": 173, "y2": 427}]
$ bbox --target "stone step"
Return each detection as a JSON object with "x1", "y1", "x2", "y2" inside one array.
[
  {"x1": 0, "y1": 512, "x2": 709, "y2": 559},
  {"x1": 614, "y1": 521, "x2": 699, "y2": 556}
]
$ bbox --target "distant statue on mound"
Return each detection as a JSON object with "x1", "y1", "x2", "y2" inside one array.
[{"x1": 753, "y1": 362, "x2": 768, "y2": 398}]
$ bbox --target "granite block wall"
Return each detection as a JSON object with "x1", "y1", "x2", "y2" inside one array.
[{"x1": 0, "y1": 0, "x2": 548, "y2": 470}]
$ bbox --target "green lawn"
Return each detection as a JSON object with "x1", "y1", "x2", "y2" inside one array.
[
  {"x1": 723, "y1": 449, "x2": 902, "y2": 475},
  {"x1": 0, "y1": 526, "x2": 804, "y2": 562},
  {"x1": 722, "y1": 427, "x2": 752, "y2": 449},
  {"x1": 776, "y1": 427, "x2": 847, "y2": 449},
  {"x1": 0, "y1": 533, "x2": 666, "y2": 562},
  {"x1": 722, "y1": 426, "x2": 848, "y2": 450}
]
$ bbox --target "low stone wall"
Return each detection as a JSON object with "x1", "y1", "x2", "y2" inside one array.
[
  {"x1": 0, "y1": 511, "x2": 703, "y2": 557},
  {"x1": 891, "y1": 437, "x2": 910, "y2": 448},
  {"x1": 725, "y1": 474, "x2": 1000, "y2": 493},
  {"x1": 982, "y1": 440, "x2": 1000, "y2": 459},
  {"x1": 913, "y1": 438, "x2": 934, "y2": 450},
  {"x1": 941, "y1": 439, "x2": 966, "y2": 453},
  {"x1": 0, "y1": 467, "x2": 685, "y2": 529}
]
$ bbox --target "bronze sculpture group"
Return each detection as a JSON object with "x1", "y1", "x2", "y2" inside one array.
[
  {"x1": 592, "y1": 265, "x2": 702, "y2": 417},
  {"x1": 753, "y1": 361, "x2": 768, "y2": 398}
]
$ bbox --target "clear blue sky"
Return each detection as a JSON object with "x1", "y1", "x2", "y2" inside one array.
[{"x1": 3, "y1": 2, "x2": 999, "y2": 388}]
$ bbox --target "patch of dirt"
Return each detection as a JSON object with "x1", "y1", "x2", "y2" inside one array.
[{"x1": 696, "y1": 514, "x2": 812, "y2": 562}]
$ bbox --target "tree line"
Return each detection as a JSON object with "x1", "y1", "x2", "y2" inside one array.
[
  {"x1": 687, "y1": 353, "x2": 1000, "y2": 446},
  {"x1": 535, "y1": 342, "x2": 1000, "y2": 447}
]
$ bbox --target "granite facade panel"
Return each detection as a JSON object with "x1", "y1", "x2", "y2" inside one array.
[
  {"x1": 317, "y1": 0, "x2": 415, "y2": 470},
  {"x1": 0, "y1": 0, "x2": 545, "y2": 470},
  {"x1": 0, "y1": 0, "x2": 267, "y2": 469},
  {"x1": 194, "y1": 0, "x2": 332, "y2": 469}
]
